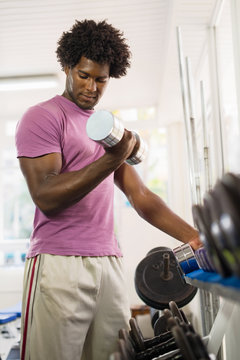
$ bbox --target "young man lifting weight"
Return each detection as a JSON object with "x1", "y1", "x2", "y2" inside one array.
[{"x1": 15, "y1": 19, "x2": 202, "y2": 360}]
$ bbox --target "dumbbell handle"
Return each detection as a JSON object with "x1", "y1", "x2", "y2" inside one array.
[
  {"x1": 137, "y1": 338, "x2": 178, "y2": 360},
  {"x1": 86, "y1": 110, "x2": 147, "y2": 165},
  {"x1": 144, "y1": 331, "x2": 173, "y2": 349}
]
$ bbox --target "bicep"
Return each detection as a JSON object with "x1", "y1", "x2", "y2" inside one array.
[{"x1": 19, "y1": 153, "x2": 62, "y2": 198}]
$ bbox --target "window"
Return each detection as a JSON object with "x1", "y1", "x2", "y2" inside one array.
[
  {"x1": 113, "y1": 106, "x2": 169, "y2": 205},
  {"x1": 0, "y1": 128, "x2": 34, "y2": 266},
  {"x1": 2, "y1": 150, "x2": 34, "y2": 240}
]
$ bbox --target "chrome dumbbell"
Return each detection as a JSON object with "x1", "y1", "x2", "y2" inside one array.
[
  {"x1": 173, "y1": 243, "x2": 200, "y2": 274},
  {"x1": 86, "y1": 110, "x2": 148, "y2": 165}
]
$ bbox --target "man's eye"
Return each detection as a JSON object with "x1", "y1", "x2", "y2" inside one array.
[{"x1": 79, "y1": 74, "x2": 88, "y2": 79}]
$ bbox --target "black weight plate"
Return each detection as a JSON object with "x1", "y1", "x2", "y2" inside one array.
[
  {"x1": 147, "y1": 246, "x2": 172, "y2": 256},
  {"x1": 129, "y1": 317, "x2": 145, "y2": 351},
  {"x1": 199, "y1": 247, "x2": 215, "y2": 272},
  {"x1": 196, "y1": 247, "x2": 213, "y2": 272},
  {"x1": 179, "y1": 309, "x2": 189, "y2": 324},
  {"x1": 172, "y1": 326, "x2": 196, "y2": 360},
  {"x1": 205, "y1": 190, "x2": 239, "y2": 276},
  {"x1": 150, "y1": 308, "x2": 159, "y2": 329},
  {"x1": 169, "y1": 301, "x2": 184, "y2": 322},
  {"x1": 194, "y1": 249, "x2": 205, "y2": 270},
  {"x1": 135, "y1": 250, "x2": 197, "y2": 310},
  {"x1": 215, "y1": 181, "x2": 240, "y2": 247},
  {"x1": 202, "y1": 248, "x2": 216, "y2": 272},
  {"x1": 192, "y1": 204, "x2": 231, "y2": 277},
  {"x1": 153, "y1": 314, "x2": 169, "y2": 335},
  {"x1": 221, "y1": 172, "x2": 240, "y2": 201}
]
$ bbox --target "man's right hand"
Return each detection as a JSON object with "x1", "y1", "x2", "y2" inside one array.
[{"x1": 104, "y1": 129, "x2": 137, "y2": 163}]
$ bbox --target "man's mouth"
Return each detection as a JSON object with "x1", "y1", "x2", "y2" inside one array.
[{"x1": 80, "y1": 94, "x2": 96, "y2": 101}]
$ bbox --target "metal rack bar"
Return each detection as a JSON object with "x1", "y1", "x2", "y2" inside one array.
[{"x1": 205, "y1": 299, "x2": 235, "y2": 356}]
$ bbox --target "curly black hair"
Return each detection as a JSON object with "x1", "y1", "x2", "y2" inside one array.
[{"x1": 56, "y1": 19, "x2": 131, "y2": 78}]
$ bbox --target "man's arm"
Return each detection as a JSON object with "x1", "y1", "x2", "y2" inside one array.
[
  {"x1": 19, "y1": 130, "x2": 136, "y2": 216},
  {"x1": 114, "y1": 163, "x2": 202, "y2": 249}
]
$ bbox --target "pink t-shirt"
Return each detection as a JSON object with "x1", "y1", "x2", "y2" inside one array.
[{"x1": 15, "y1": 95, "x2": 122, "y2": 258}]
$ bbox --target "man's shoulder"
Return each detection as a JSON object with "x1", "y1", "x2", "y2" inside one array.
[
  {"x1": 33, "y1": 95, "x2": 61, "y2": 115},
  {"x1": 22, "y1": 96, "x2": 64, "y2": 123},
  {"x1": 18, "y1": 96, "x2": 64, "y2": 133}
]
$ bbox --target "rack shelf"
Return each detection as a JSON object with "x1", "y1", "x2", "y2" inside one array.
[{"x1": 184, "y1": 269, "x2": 240, "y2": 303}]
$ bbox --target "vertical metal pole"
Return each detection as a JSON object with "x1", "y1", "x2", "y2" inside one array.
[
  {"x1": 200, "y1": 81, "x2": 212, "y2": 192},
  {"x1": 176, "y1": 26, "x2": 197, "y2": 205},
  {"x1": 185, "y1": 57, "x2": 202, "y2": 204},
  {"x1": 200, "y1": 79, "x2": 221, "y2": 337},
  {"x1": 208, "y1": 26, "x2": 225, "y2": 177}
]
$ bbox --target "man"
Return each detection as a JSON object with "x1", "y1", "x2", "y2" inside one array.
[{"x1": 15, "y1": 19, "x2": 201, "y2": 360}]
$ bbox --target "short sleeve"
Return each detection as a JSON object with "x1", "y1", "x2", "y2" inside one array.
[{"x1": 15, "y1": 105, "x2": 62, "y2": 158}]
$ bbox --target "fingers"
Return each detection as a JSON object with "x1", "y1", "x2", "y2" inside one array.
[
  {"x1": 188, "y1": 237, "x2": 203, "y2": 251},
  {"x1": 104, "y1": 129, "x2": 137, "y2": 162}
]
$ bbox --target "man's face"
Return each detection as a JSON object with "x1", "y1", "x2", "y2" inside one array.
[{"x1": 63, "y1": 56, "x2": 110, "y2": 110}]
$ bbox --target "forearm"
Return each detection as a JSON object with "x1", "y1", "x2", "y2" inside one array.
[
  {"x1": 34, "y1": 152, "x2": 123, "y2": 215},
  {"x1": 132, "y1": 190, "x2": 199, "y2": 244}
]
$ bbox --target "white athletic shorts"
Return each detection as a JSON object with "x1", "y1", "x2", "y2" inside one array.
[{"x1": 20, "y1": 254, "x2": 131, "y2": 360}]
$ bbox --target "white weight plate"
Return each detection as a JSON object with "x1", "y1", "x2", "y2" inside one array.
[{"x1": 86, "y1": 110, "x2": 115, "y2": 141}]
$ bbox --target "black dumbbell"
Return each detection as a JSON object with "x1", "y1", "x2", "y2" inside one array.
[
  {"x1": 204, "y1": 190, "x2": 240, "y2": 276},
  {"x1": 118, "y1": 330, "x2": 136, "y2": 359},
  {"x1": 129, "y1": 317, "x2": 173, "y2": 352},
  {"x1": 118, "y1": 336, "x2": 184, "y2": 360},
  {"x1": 121, "y1": 316, "x2": 188, "y2": 360},
  {"x1": 154, "y1": 302, "x2": 189, "y2": 336},
  {"x1": 131, "y1": 301, "x2": 188, "y2": 341},
  {"x1": 129, "y1": 304, "x2": 189, "y2": 349},
  {"x1": 169, "y1": 301, "x2": 186, "y2": 323},
  {"x1": 186, "y1": 332, "x2": 211, "y2": 360},
  {"x1": 167, "y1": 315, "x2": 196, "y2": 336},
  {"x1": 167, "y1": 316, "x2": 211, "y2": 360},
  {"x1": 192, "y1": 203, "x2": 232, "y2": 277},
  {"x1": 117, "y1": 338, "x2": 135, "y2": 360},
  {"x1": 214, "y1": 180, "x2": 240, "y2": 268},
  {"x1": 153, "y1": 313, "x2": 169, "y2": 336},
  {"x1": 150, "y1": 308, "x2": 159, "y2": 329},
  {"x1": 194, "y1": 247, "x2": 216, "y2": 272},
  {"x1": 121, "y1": 307, "x2": 196, "y2": 360},
  {"x1": 119, "y1": 335, "x2": 181, "y2": 360},
  {"x1": 134, "y1": 247, "x2": 198, "y2": 311}
]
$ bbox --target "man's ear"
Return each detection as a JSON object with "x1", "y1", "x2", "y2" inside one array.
[{"x1": 64, "y1": 66, "x2": 70, "y2": 76}]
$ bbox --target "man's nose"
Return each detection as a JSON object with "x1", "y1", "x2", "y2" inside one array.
[{"x1": 86, "y1": 78, "x2": 97, "y2": 92}]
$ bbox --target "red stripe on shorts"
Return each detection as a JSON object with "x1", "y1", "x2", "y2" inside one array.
[{"x1": 21, "y1": 256, "x2": 38, "y2": 360}]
